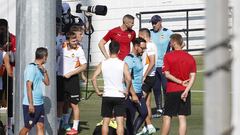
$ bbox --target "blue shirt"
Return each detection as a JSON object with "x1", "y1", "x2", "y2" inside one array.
[
  {"x1": 124, "y1": 53, "x2": 143, "y2": 93},
  {"x1": 23, "y1": 63, "x2": 45, "y2": 105},
  {"x1": 151, "y1": 27, "x2": 173, "y2": 67}
]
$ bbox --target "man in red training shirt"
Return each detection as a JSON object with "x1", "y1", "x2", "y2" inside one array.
[
  {"x1": 161, "y1": 33, "x2": 196, "y2": 135},
  {"x1": 98, "y1": 14, "x2": 136, "y2": 60}
]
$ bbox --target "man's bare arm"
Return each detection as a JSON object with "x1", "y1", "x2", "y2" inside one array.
[
  {"x1": 98, "y1": 39, "x2": 109, "y2": 59},
  {"x1": 123, "y1": 63, "x2": 132, "y2": 96},
  {"x1": 164, "y1": 71, "x2": 183, "y2": 85},
  {"x1": 91, "y1": 63, "x2": 103, "y2": 96},
  {"x1": 64, "y1": 64, "x2": 87, "y2": 78}
]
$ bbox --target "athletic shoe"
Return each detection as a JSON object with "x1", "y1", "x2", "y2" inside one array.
[
  {"x1": 152, "y1": 109, "x2": 164, "y2": 118},
  {"x1": 148, "y1": 126, "x2": 157, "y2": 134},
  {"x1": 66, "y1": 128, "x2": 78, "y2": 135},
  {"x1": 152, "y1": 113, "x2": 161, "y2": 118},
  {"x1": 136, "y1": 127, "x2": 147, "y2": 135},
  {"x1": 63, "y1": 124, "x2": 71, "y2": 131},
  {"x1": 157, "y1": 109, "x2": 164, "y2": 114}
]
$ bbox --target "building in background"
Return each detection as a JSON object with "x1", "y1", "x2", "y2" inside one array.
[{"x1": 63, "y1": 0, "x2": 205, "y2": 65}]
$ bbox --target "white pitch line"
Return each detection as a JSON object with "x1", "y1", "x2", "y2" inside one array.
[
  {"x1": 191, "y1": 90, "x2": 205, "y2": 93},
  {"x1": 197, "y1": 70, "x2": 205, "y2": 73}
]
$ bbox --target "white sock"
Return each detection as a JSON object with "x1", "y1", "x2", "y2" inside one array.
[
  {"x1": 72, "y1": 120, "x2": 79, "y2": 130},
  {"x1": 147, "y1": 124, "x2": 154, "y2": 129}
]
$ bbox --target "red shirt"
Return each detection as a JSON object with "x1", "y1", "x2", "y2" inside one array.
[
  {"x1": 163, "y1": 50, "x2": 196, "y2": 93},
  {"x1": 103, "y1": 26, "x2": 136, "y2": 60},
  {"x1": 10, "y1": 33, "x2": 16, "y2": 66},
  {"x1": 10, "y1": 33, "x2": 16, "y2": 52}
]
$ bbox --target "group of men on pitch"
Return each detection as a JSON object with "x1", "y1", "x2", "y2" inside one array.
[
  {"x1": 92, "y1": 14, "x2": 196, "y2": 135},
  {"x1": 18, "y1": 12, "x2": 196, "y2": 135}
]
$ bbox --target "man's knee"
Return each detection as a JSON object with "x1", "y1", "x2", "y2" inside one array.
[
  {"x1": 71, "y1": 103, "x2": 79, "y2": 110},
  {"x1": 117, "y1": 127, "x2": 124, "y2": 135},
  {"x1": 36, "y1": 122, "x2": 44, "y2": 131}
]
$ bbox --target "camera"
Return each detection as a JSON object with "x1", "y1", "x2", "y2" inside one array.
[{"x1": 76, "y1": 4, "x2": 107, "y2": 16}]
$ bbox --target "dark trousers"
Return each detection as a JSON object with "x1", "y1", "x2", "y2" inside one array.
[
  {"x1": 126, "y1": 93, "x2": 148, "y2": 135},
  {"x1": 3, "y1": 70, "x2": 13, "y2": 117},
  {"x1": 153, "y1": 67, "x2": 167, "y2": 110}
]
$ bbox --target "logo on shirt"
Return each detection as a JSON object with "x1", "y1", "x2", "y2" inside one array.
[
  {"x1": 72, "y1": 53, "x2": 75, "y2": 58},
  {"x1": 29, "y1": 120, "x2": 33, "y2": 125},
  {"x1": 128, "y1": 34, "x2": 132, "y2": 39},
  {"x1": 160, "y1": 35, "x2": 164, "y2": 39}
]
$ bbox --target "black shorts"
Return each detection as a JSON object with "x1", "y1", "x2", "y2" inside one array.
[
  {"x1": 64, "y1": 74, "x2": 81, "y2": 105},
  {"x1": 101, "y1": 97, "x2": 126, "y2": 117},
  {"x1": 57, "y1": 75, "x2": 65, "y2": 102},
  {"x1": 142, "y1": 76, "x2": 156, "y2": 93},
  {"x1": 164, "y1": 91, "x2": 191, "y2": 116},
  {"x1": 22, "y1": 104, "x2": 44, "y2": 129},
  {"x1": 57, "y1": 75, "x2": 80, "y2": 104}
]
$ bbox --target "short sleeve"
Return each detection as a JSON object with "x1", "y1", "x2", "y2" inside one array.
[
  {"x1": 103, "y1": 29, "x2": 113, "y2": 43},
  {"x1": 190, "y1": 58, "x2": 197, "y2": 73},
  {"x1": 146, "y1": 43, "x2": 156, "y2": 56},
  {"x1": 131, "y1": 31, "x2": 136, "y2": 42},
  {"x1": 124, "y1": 56, "x2": 133, "y2": 72},
  {"x1": 78, "y1": 47, "x2": 87, "y2": 65},
  {"x1": 162, "y1": 54, "x2": 169, "y2": 72},
  {"x1": 25, "y1": 65, "x2": 36, "y2": 82},
  {"x1": 168, "y1": 29, "x2": 173, "y2": 37}
]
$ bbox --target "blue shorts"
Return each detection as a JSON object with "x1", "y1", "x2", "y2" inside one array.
[{"x1": 22, "y1": 104, "x2": 45, "y2": 129}]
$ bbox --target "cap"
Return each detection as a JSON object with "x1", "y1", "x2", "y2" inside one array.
[
  {"x1": 62, "y1": 3, "x2": 70, "y2": 14},
  {"x1": 150, "y1": 15, "x2": 162, "y2": 24},
  {"x1": 0, "y1": 19, "x2": 8, "y2": 27}
]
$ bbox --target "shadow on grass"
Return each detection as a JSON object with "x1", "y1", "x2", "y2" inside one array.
[{"x1": 81, "y1": 91, "x2": 95, "y2": 100}]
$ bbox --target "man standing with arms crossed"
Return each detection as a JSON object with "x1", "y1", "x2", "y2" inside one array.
[
  {"x1": 92, "y1": 41, "x2": 132, "y2": 135},
  {"x1": 161, "y1": 34, "x2": 196, "y2": 135},
  {"x1": 98, "y1": 14, "x2": 136, "y2": 60},
  {"x1": 19, "y1": 47, "x2": 49, "y2": 135},
  {"x1": 150, "y1": 15, "x2": 173, "y2": 117}
]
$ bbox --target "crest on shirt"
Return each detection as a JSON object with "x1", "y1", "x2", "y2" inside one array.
[
  {"x1": 160, "y1": 35, "x2": 164, "y2": 39},
  {"x1": 72, "y1": 53, "x2": 75, "y2": 58},
  {"x1": 29, "y1": 120, "x2": 33, "y2": 125},
  {"x1": 128, "y1": 34, "x2": 132, "y2": 39}
]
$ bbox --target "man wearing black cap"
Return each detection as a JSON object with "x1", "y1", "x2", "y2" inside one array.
[{"x1": 150, "y1": 15, "x2": 173, "y2": 117}]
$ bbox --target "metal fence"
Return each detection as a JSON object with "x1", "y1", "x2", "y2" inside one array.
[{"x1": 136, "y1": 8, "x2": 205, "y2": 52}]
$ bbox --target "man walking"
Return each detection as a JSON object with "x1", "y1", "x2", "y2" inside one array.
[{"x1": 19, "y1": 47, "x2": 49, "y2": 135}]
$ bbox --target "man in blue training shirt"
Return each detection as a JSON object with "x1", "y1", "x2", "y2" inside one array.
[
  {"x1": 124, "y1": 37, "x2": 148, "y2": 135},
  {"x1": 19, "y1": 47, "x2": 50, "y2": 135},
  {"x1": 150, "y1": 15, "x2": 173, "y2": 117}
]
